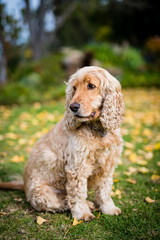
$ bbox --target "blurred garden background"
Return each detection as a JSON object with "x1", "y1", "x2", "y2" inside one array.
[{"x1": 0, "y1": 0, "x2": 160, "y2": 239}]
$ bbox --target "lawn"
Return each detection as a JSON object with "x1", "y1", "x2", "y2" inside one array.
[{"x1": 0, "y1": 89, "x2": 160, "y2": 240}]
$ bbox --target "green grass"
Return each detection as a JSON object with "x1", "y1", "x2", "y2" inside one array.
[{"x1": 0, "y1": 89, "x2": 160, "y2": 240}]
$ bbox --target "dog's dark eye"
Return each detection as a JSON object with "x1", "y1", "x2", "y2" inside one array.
[
  {"x1": 73, "y1": 86, "x2": 76, "y2": 91},
  {"x1": 87, "y1": 83, "x2": 96, "y2": 90}
]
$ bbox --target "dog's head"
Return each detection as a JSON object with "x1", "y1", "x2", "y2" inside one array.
[{"x1": 65, "y1": 66, "x2": 124, "y2": 131}]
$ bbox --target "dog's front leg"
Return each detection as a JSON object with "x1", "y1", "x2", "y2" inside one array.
[
  {"x1": 95, "y1": 164, "x2": 121, "y2": 216},
  {"x1": 65, "y1": 167, "x2": 95, "y2": 221}
]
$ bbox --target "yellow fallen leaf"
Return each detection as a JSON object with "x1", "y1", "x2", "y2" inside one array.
[
  {"x1": 126, "y1": 179, "x2": 137, "y2": 184},
  {"x1": 124, "y1": 166, "x2": 137, "y2": 176},
  {"x1": 0, "y1": 152, "x2": 7, "y2": 157},
  {"x1": 0, "y1": 212, "x2": 7, "y2": 215},
  {"x1": 18, "y1": 138, "x2": 27, "y2": 145},
  {"x1": 11, "y1": 155, "x2": 25, "y2": 163},
  {"x1": 124, "y1": 149, "x2": 132, "y2": 157},
  {"x1": 28, "y1": 138, "x2": 36, "y2": 146},
  {"x1": 144, "y1": 145, "x2": 154, "y2": 152},
  {"x1": 129, "y1": 153, "x2": 138, "y2": 163},
  {"x1": 157, "y1": 162, "x2": 160, "y2": 167},
  {"x1": 138, "y1": 167, "x2": 149, "y2": 174},
  {"x1": 114, "y1": 189, "x2": 122, "y2": 198},
  {"x1": 37, "y1": 216, "x2": 48, "y2": 225},
  {"x1": 154, "y1": 142, "x2": 160, "y2": 150},
  {"x1": 96, "y1": 212, "x2": 101, "y2": 219},
  {"x1": 121, "y1": 128, "x2": 129, "y2": 135},
  {"x1": 14, "y1": 198, "x2": 23, "y2": 202},
  {"x1": 136, "y1": 159, "x2": 148, "y2": 166},
  {"x1": 31, "y1": 119, "x2": 38, "y2": 126},
  {"x1": 5, "y1": 132, "x2": 18, "y2": 140},
  {"x1": 132, "y1": 128, "x2": 141, "y2": 136},
  {"x1": 151, "y1": 174, "x2": 160, "y2": 181},
  {"x1": 145, "y1": 197, "x2": 155, "y2": 203},
  {"x1": 115, "y1": 189, "x2": 122, "y2": 195},
  {"x1": 73, "y1": 217, "x2": 83, "y2": 226},
  {"x1": 135, "y1": 137, "x2": 143, "y2": 143},
  {"x1": 7, "y1": 141, "x2": 15, "y2": 146},
  {"x1": 142, "y1": 129, "x2": 153, "y2": 138},
  {"x1": 34, "y1": 131, "x2": 43, "y2": 139},
  {"x1": 124, "y1": 142, "x2": 134, "y2": 149},
  {"x1": 145, "y1": 152, "x2": 153, "y2": 160},
  {"x1": 20, "y1": 112, "x2": 31, "y2": 121},
  {"x1": 33, "y1": 102, "x2": 41, "y2": 109},
  {"x1": 133, "y1": 208, "x2": 137, "y2": 212},
  {"x1": 0, "y1": 135, "x2": 4, "y2": 141},
  {"x1": 114, "y1": 179, "x2": 119, "y2": 183},
  {"x1": 137, "y1": 149, "x2": 146, "y2": 155},
  {"x1": 26, "y1": 147, "x2": 32, "y2": 153}
]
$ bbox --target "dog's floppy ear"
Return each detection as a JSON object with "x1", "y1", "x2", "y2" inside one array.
[
  {"x1": 100, "y1": 70, "x2": 124, "y2": 131},
  {"x1": 65, "y1": 73, "x2": 81, "y2": 130}
]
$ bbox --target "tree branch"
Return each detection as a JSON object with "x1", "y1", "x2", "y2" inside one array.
[{"x1": 55, "y1": 2, "x2": 76, "y2": 32}]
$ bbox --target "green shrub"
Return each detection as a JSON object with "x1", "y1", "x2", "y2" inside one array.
[
  {"x1": 122, "y1": 47, "x2": 144, "y2": 70},
  {"x1": 11, "y1": 53, "x2": 65, "y2": 87},
  {"x1": 0, "y1": 83, "x2": 31, "y2": 105},
  {"x1": 11, "y1": 62, "x2": 35, "y2": 83},
  {"x1": 37, "y1": 53, "x2": 65, "y2": 86},
  {"x1": 0, "y1": 52, "x2": 67, "y2": 105},
  {"x1": 121, "y1": 71, "x2": 160, "y2": 88},
  {"x1": 85, "y1": 43, "x2": 144, "y2": 71},
  {"x1": 20, "y1": 72, "x2": 42, "y2": 88},
  {"x1": 85, "y1": 43, "x2": 159, "y2": 88},
  {"x1": 85, "y1": 42, "x2": 121, "y2": 66},
  {"x1": 44, "y1": 84, "x2": 66, "y2": 100},
  {"x1": 0, "y1": 82, "x2": 66, "y2": 105}
]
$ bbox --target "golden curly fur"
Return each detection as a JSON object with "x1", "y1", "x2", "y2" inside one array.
[{"x1": 23, "y1": 66, "x2": 124, "y2": 221}]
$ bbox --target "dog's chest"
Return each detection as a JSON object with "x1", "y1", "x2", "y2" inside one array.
[{"x1": 88, "y1": 146, "x2": 111, "y2": 167}]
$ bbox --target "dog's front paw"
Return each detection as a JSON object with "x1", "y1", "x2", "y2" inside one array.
[
  {"x1": 81, "y1": 213, "x2": 95, "y2": 221},
  {"x1": 100, "y1": 204, "x2": 121, "y2": 216},
  {"x1": 72, "y1": 203, "x2": 95, "y2": 221},
  {"x1": 86, "y1": 200, "x2": 96, "y2": 212},
  {"x1": 72, "y1": 210, "x2": 95, "y2": 221}
]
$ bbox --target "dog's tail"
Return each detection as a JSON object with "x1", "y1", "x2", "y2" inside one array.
[{"x1": 0, "y1": 181, "x2": 24, "y2": 191}]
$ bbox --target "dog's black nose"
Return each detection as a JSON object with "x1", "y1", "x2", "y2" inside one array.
[{"x1": 70, "y1": 102, "x2": 80, "y2": 112}]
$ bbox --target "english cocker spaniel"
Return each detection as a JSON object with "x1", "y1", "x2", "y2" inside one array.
[{"x1": 24, "y1": 66, "x2": 124, "y2": 221}]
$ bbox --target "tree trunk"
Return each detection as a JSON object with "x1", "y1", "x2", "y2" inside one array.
[
  {"x1": 24, "y1": 0, "x2": 45, "y2": 60},
  {"x1": 0, "y1": 41, "x2": 7, "y2": 87},
  {"x1": 24, "y1": 0, "x2": 76, "y2": 60}
]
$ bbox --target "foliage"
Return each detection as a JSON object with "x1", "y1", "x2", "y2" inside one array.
[
  {"x1": 0, "y1": 42, "x2": 160, "y2": 105},
  {"x1": 122, "y1": 71, "x2": 160, "y2": 88},
  {"x1": 0, "y1": 82, "x2": 38, "y2": 105},
  {"x1": 122, "y1": 47, "x2": 144, "y2": 70},
  {"x1": 85, "y1": 43, "x2": 145, "y2": 70},
  {"x1": 11, "y1": 53, "x2": 65, "y2": 86},
  {"x1": 0, "y1": 89, "x2": 160, "y2": 239},
  {"x1": 20, "y1": 73, "x2": 42, "y2": 88},
  {"x1": 0, "y1": 53, "x2": 66, "y2": 105},
  {"x1": 0, "y1": 82, "x2": 66, "y2": 105},
  {"x1": 85, "y1": 43, "x2": 160, "y2": 88},
  {"x1": 55, "y1": 0, "x2": 160, "y2": 47},
  {"x1": 85, "y1": 42, "x2": 120, "y2": 66}
]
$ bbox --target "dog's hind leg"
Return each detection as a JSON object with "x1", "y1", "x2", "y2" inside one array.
[{"x1": 26, "y1": 184, "x2": 69, "y2": 212}]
